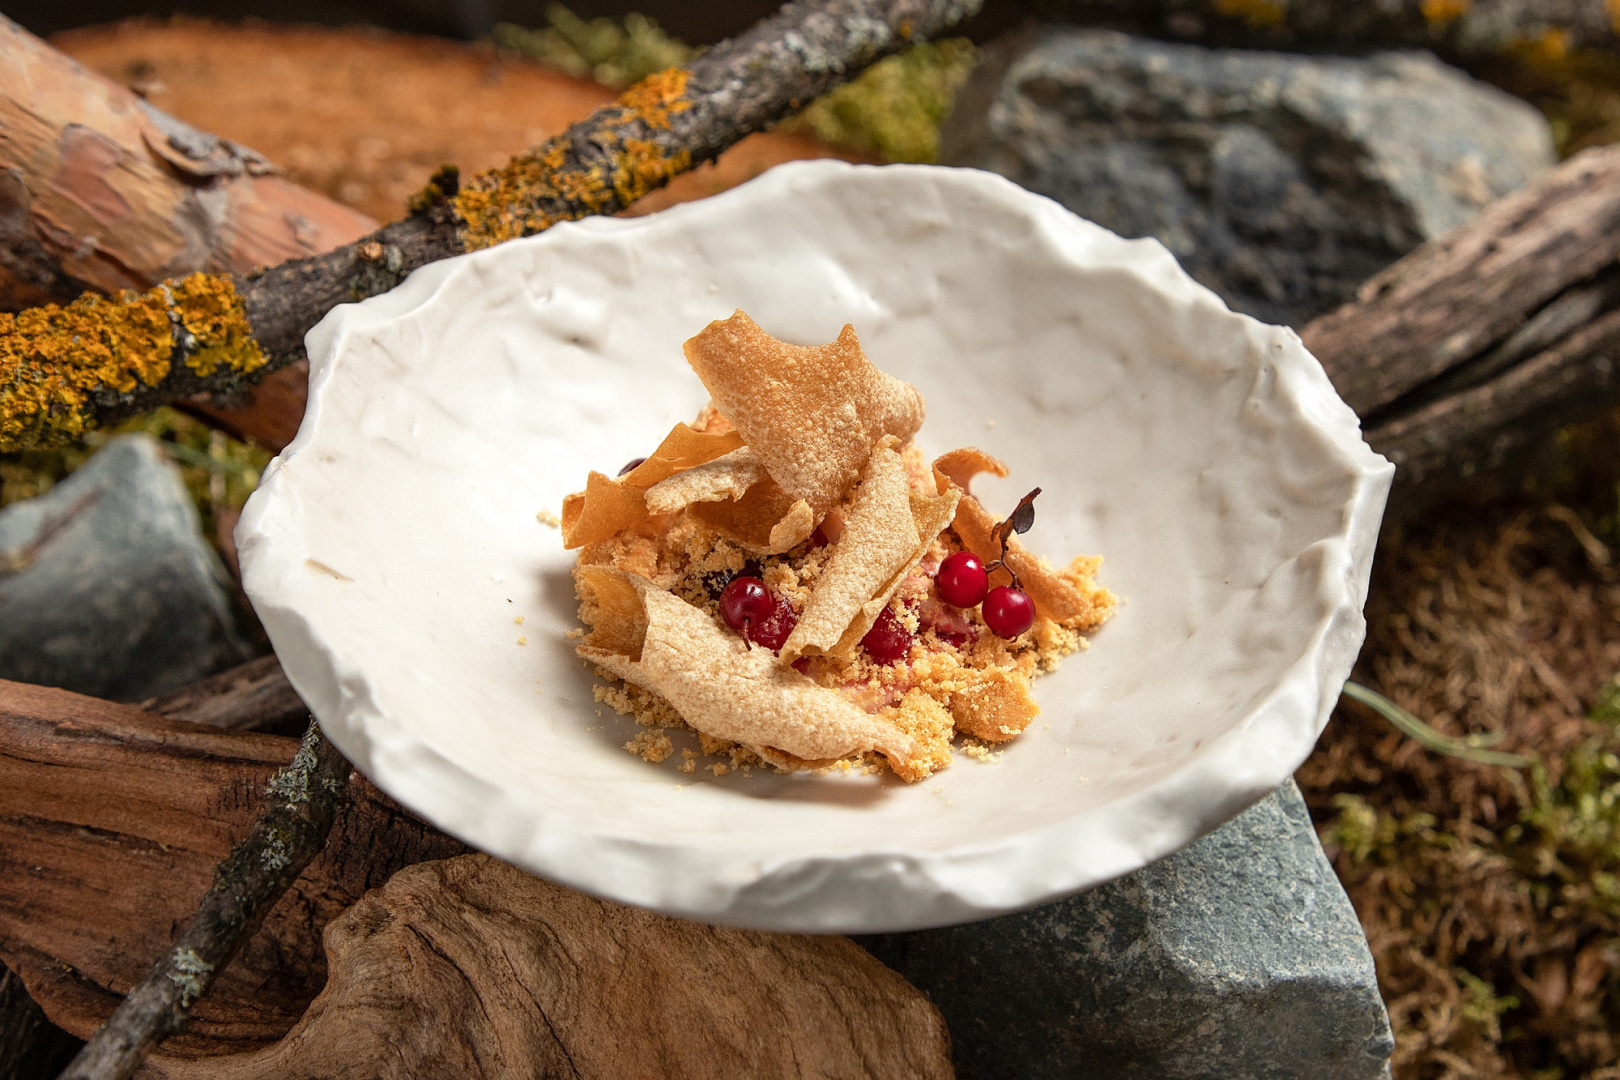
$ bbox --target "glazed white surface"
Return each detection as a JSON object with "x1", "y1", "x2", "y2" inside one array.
[{"x1": 238, "y1": 161, "x2": 1393, "y2": 932}]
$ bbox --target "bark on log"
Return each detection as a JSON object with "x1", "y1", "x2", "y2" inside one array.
[
  {"x1": 59, "y1": 721, "x2": 351, "y2": 1080},
  {"x1": 144, "y1": 854, "x2": 955, "y2": 1080},
  {"x1": 0, "y1": 680, "x2": 954, "y2": 1077},
  {"x1": 0, "y1": 679, "x2": 468, "y2": 1056},
  {"x1": 1053, "y1": 0, "x2": 1618, "y2": 59},
  {"x1": 1299, "y1": 143, "x2": 1620, "y2": 508},
  {"x1": 0, "y1": 967, "x2": 79, "y2": 1080},
  {"x1": 141, "y1": 655, "x2": 307, "y2": 736},
  {"x1": 0, "y1": 17, "x2": 380, "y2": 452},
  {"x1": 0, "y1": 0, "x2": 982, "y2": 452}
]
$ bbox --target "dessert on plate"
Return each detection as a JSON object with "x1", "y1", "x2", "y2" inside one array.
[{"x1": 564, "y1": 311, "x2": 1116, "y2": 782}]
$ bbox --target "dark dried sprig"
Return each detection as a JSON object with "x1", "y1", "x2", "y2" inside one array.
[{"x1": 985, "y1": 487, "x2": 1040, "y2": 589}]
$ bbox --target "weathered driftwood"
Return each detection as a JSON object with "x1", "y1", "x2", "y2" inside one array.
[
  {"x1": 59, "y1": 721, "x2": 350, "y2": 1080},
  {"x1": 0, "y1": 680, "x2": 466, "y2": 1056},
  {"x1": 0, "y1": 0, "x2": 982, "y2": 452},
  {"x1": 1300, "y1": 143, "x2": 1620, "y2": 506},
  {"x1": 0, "y1": 680, "x2": 954, "y2": 1078},
  {"x1": 145, "y1": 854, "x2": 954, "y2": 1080},
  {"x1": 142, "y1": 654, "x2": 307, "y2": 736},
  {"x1": 1057, "y1": 0, "x2": 1618, "y2": 58}
]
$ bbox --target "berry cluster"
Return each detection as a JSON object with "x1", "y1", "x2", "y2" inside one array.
[
  {"x1": 934, "y1": 488, "x2": 1041, "y2": 640},
  {"x1": 714, "y1": 490, "x2": 1041, "y2": 664},
  {"x1": 718, "y1": 575, "x2": 798, "y2": 651}
]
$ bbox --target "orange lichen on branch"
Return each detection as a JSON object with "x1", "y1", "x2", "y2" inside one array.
[
  {"x1": 0, "y1": 289, "x2": 171, "y2": 449},
  {"x1": 0, "y1": 271, "x2": 263, "y2": 450},
  {"x1": 169, "y1": 273, "x2": 267, "y2": 379},
  {"x1": 452, "y1": 68, "x2": 694, "y2": 250}
]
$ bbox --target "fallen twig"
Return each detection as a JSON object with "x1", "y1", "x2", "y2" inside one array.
[{"x1": 56, "y1": 720, "x2": 350, "y2": 1080}]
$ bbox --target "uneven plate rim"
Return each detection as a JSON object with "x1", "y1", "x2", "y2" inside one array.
[{"x1": 240, "y1": 161, "x2": 1393, "y2": 931}]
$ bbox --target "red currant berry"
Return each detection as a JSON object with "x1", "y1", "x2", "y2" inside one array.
[
  {"x1": 935, "y1": 550, "x2": 990, "y2": 608},
  {"x1": 983, "y1": 586, "x2": 1035, "y2": 639},
  {"x1": 861, "y1": 605, "x2": 914, "y2": 664},
  {"x1": 749, "y1": 600, "x2": 799, "y2": 652},
  {"x1": 720, "y1": 576, "x2": 774, "y2": 633}
]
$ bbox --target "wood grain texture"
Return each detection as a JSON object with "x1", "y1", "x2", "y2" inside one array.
[
  {"x1": 145, "y1": 854, "x2": 955, "y2": 1080},
  {"x1": 141, "y1": 655, "x2": 307, "y2": 736},
  {"x1": 0, "y1": 16, "x2": 376, "y2": 304},
  {"x1": 0, "y1": 680, "x2": 466, "y2": 1058},
  {"x1": 1302, "y1": 144, "x2": 1620, "y2": 419}
]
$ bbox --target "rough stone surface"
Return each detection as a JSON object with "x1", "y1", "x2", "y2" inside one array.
[
  {"x1": 0, "y1": 435, "x2": 255, "y2": 702},
  {"x1": 944, "y1": 30, "x2": 1556, "y2": 327},
  {"x1": 857, "y1": 781, "x2": 1394, "y2": 1080}
]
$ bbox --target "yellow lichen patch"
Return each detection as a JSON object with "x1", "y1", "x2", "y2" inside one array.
[
  {"x1": 453, "y1": 67, "x2": 694, "y2": 250},
  {"x1": 1214, "y1": 0, "x2": 1285, "y2": 28},
  {"x1": 0, "y1": 288, "x2": 172, "y2": 451},
  {"x1": 1420, "y1": 0, "x2": 1471, "y2": 29},
  {"x1": 168, "y1": 273, "x2": 267, "y2": 379}
]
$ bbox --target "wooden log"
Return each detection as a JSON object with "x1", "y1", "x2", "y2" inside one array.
[
  {"x1": 0, "y1": 0, "x2": 982, "y2": 453},
  {"x1": 0, "y1": 967, "x2": 80, "y2": 1080},
  {"x1": 141, "y1": 655, "x2": 307, "y2": 736},
  {"x1": 0, "y1": 16, "x2": 379, "y2": 451},
  {"x1": 0, "y1": 679, "x2": 955, "y2": 1077},
  {"x1": 59, "y1": 721, "x2": 351, "y2": 1080},
  {"x1": 144, "y1": 854, "x2": 955, "y2": 1080},
  {"x1": 1298, "y1": 144, "x2": 1620, "y2": 507},
  {"x1": 1051, "y1": 0, "x2": 1619, "y2": 59},
  {"x1": 0, "y1": 679, "x2": 467, "y2": 1057}
]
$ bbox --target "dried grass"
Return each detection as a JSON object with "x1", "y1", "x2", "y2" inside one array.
[{"x1": 1302, "y1": 491, "x2": 1620, "y2": 1077}]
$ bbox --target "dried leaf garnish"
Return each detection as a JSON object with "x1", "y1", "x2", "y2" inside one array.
[
  {"x1": 933, "y1": 448, "x2": 1117, "y2": 631},
  {"x1": 575, "y1": 567, "x2": 924, "y2": 771},
  {"x1": 781, "y1": 439, "x2": 959, "y2": 662},
  {"x1": 683, "y1": 311, "x2": 925, "y2": 514}
]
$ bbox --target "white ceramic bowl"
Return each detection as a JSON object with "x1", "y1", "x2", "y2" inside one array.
[{"x1": 239, "y1": 161, "x2": 1392, "y2": 932}]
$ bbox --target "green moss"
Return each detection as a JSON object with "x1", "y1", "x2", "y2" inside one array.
[
  {"x1": 783, "y1": 38, "x2": 978, "y2": 164},
  {"x1": 491, "y1": 6, "x2": 977, "y2": 165},
  {"x1": 492, "y1": 4, "x2": 693, "y2": 90}
]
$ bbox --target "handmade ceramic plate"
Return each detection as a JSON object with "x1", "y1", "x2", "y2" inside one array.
[{"x1": 239, "y1": 161, "x2": 1392, "y2": 932}]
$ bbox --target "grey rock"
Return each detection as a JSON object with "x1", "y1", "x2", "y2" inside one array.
[
  {"x1": 945, "y1": 31, "x2": 1555, "y2": 326},
  {"x1": 857, "y1": 781, "x2": 1393, "y2": 1080},
  {"x1": 0, "y1": 435, "x2": 255, "y2": 702}
]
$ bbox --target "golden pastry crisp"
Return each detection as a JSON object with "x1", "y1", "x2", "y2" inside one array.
[{"x1": 565, "y1": 311, "x2": 1117, "y2": 782}]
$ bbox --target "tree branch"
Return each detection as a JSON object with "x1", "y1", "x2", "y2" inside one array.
[
  {"x1": 55, "y1": 720, "x2": 350, "y2": 1080},
  {"x1": 0, "y1": 0, "x2": 982, "y2": 453}
]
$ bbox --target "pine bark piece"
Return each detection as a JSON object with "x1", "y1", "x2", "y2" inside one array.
[
  {"x1": 143, "y1": 854, "x2": 956, "y2": 1080},
  {"x1": 0, "y1": 15, "x2": 376, "y2": 304},
  {"x1": 0, "y1": 679, "x2": 467, "y2": 1056},
  {"x1": 0, "y1": 0, "x2": 982, "y2": 452}
]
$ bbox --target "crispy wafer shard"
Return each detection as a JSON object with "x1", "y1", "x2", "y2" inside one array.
[
  {"x1": 574, "y1": 567, "x2": 926, "y2": 773},
  {"x1": 683, "y1": 312, "x2": 926, "y2": 514},
  {"x1": 643, "y1": 447, "x2": 768, "y2": 514},
  {"x1": 933, "y1": 448, "x2": 1118, "y2": 632},
  {"x1": 562, "y1": 471, "x2": 650, "y2": 549},
  {"x1": 782, "y1": 440, "x2": 959, "y2": 662},
  {"x1": 561, "y1": 424, "x2": 743, "y2": 550},
  {"x1": 621, "y1": 424, "x2": 744, "y2": 489}
]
